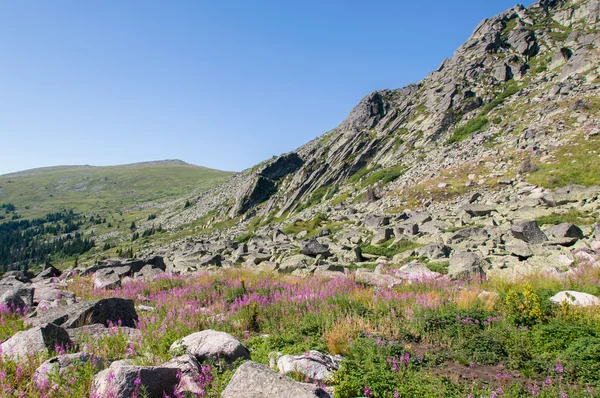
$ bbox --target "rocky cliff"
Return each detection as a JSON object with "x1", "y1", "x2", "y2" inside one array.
[{"x1": 136, "y1": 0, "x2": 600, "y2": 277}]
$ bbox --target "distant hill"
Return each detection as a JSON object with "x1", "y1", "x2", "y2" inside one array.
[{"x1": 0, "y1": 160, "x2": 233, "y2": 219}]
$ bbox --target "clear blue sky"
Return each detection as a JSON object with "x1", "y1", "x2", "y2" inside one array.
[{"x1": 0, "y1": 0, "x2": 525, "y2": 175}]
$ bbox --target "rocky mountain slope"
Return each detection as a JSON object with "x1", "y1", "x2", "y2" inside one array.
[{"x1": 127, "y1": 0, "x2": 600, "y2": 278}]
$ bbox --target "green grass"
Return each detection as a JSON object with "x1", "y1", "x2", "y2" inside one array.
[
  {"x1": 0, "y1": 161, "x2": 232, "y2": 220},
  {"x1": 361, "y1": 165, "x2": 406, "y2": 187},
  {"x1": 528, "y1": 135, "x2": 600, "y2": 188},
  {"x1": 361, "y1": 239, "x2": 421, "y2": 258},
  {"x1": 446, "y1": 116, "x2": 490, "y2": 144},
  {"x1": 536, "y1": 209, "x2": 598, "y2": 227}
]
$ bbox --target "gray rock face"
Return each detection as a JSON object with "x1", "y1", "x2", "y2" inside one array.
[
  {"x1": 34, "y1": 352, "x2": 105, "y2": 389},
  {"x1": 162, "y1": 355, "x2": 204, "y2": 395},
  {"x1": 260, "y1": 153, "x2": 304, "y2": 181},
  {"x1": 94, "y1": 268, "x2": 123, "y2": 289},
  {"x1": 300, "y1": 240, "x2": 331, "y2": 258},
  {"x1": 231, "y1": 176, "x2": 277, "y2": 216},
  {"x1": 26, "y1": 298, "x2": 138, "y2": 329},
  {"x1": 546, "y1": 223, "x2": 584, "y2": 240},
  {"x1": 446, "y1": 227, "x2": 489, "y2": 244},
  {"x1": 1, "y1": 323, "x2": 72, "y2": 360},
  {"x1": 341, "y1": 91, "x2": 389, "y2": 133},
  {"x1": 92, "y1": 363, "x2": 179, "y2": 398},
  {"x1": 462, "y1": 204, "x2": 495, "y2": 217},
  {"x1": 415, "y1": 243, "x2": 451, "y2": 260},
  {"x1": 32, "y1": 265, "x2": 62, "y2": 281},
  {"x1": 277, "y1": 350, "x2": 340, "y2": 382},
  {"x1": 550, "y1": 291, "x2": 600, "y2": 307},
  {"x1": 278, "y1": 255, "x2": 312, "y2": 274},
  {"x1": 511, "y1": 221, "x2": 548, "y2": 244},
  {"x1": 395, "y1": 260, "x2": 441, "y2": 280},
  {"x1": 0, "y1": 288, "x2": 27, "y2": 312},
  {"x1": 371, "y1": 228, "x2": 393, "y2": 245},
  {"x1": 364, "y1": 215, "x2": 390, "y2": 229},
  {"x1": 222, "y1": 361, "x2": 331, "y2": 398},
  {"x1": 449, "y1": 252, "x2": 483, "y2": 280},
  {"x1": 169, "y1": 330, "x2": 250, "y2": 364}
]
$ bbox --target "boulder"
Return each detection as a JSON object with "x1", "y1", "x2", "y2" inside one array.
[
  {"x1": 277, "y1": 350, "x2": 341, "y2": 382},
  {"x1": 34, "y1": 352, "x2": 105, "y2": 389},
  {"x1": 91, "y1": 363, "x2": 179, "y2": 398},
  {"x1": 222, "y1": 361, "x2": 331, "y2": 398},
  {"x1": 169, "y1": 330, "x2": 250, "y2": 365},
  {"x1": 162, "y1": 355, "x2": 205, "y2": 395},
  {"x1": 32, "y1": 280, "x2": 76, "y2": 307},
  {"x1": 550, "y1": 291, "x2": 600, "y2": 307},
  {"x1": 278, "y1": 255, "x2": 312, "y2": 274},
  {"x1": 94, "y1": 268, "x2": 122, "y2": 289},
  {"x1": 395, "y1": 260, "x2": 440, "y2": 280},
  {"x1": 446, "y1": 227, "x2": 488, "y2": 244},
  {"x1": 461, "y1": 205, "x2": 495, "y2": 217},
  {"x1": 415, "y1": 243, "x2": 451, "y2": 260},
  {"x1": 1, "y1": 323, "x2": 72, "y2": 360},
  {"x1": 26, "y1": 298, "x2": 138, "y2": 329},
  {"x1": 134, "y1": 264, "x2": 165, "y2": 280},
  {"x1": 32, "y1": 265, "x2": 62, "y2": 281},
  {"x1": 546, "y1": 223, "x2": 584, "y2": 240},
  {"x1": 300, "y1": 240, "x2": 331, "y2": 258},
  {"x1": 0, "y1": 285, "x2": 34, "y2": 308},
  {"x1": 511, "y1": 221, "x2": 548, "y2": 244},
  {"x1": 371, "y1": 228, "x2": 393, "y2": 245},
  {"x1": 0, "y1": 288, "x2": 27, "y2": 312},
  {"x1": 505, "y1": 239, "x2": 533, "y2": 259},
  {"x1": 448, "y1": 252, "x2": 484, "y2": 280},
  {"x1": 364, "y1": 215, "x2": 390, "y2": 229}
]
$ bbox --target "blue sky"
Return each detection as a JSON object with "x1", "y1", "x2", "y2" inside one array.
[{"x1": 0, "y1": 0, "x2": 524, "y2": 175}]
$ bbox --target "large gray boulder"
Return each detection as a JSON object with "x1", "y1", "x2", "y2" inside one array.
[
  {"x1": 300, "y1": 240, "x2": 331, "y2": 258},
  {"x1": 169, "y1": 330, "x2": 250, "y2": 364},
  {"x1": 415, "y1": 243, "x2": 451, "y2": 260},
  {"x1": 277, "y1": 350, "x2": 340, "y2": 382},
  {"x1": 550, "y1": 291, "x2": 600, "y2": 307},
  {"x1": 0, "y1": 288, "x2": 27, "y2": 313},
  {"x1": 91, "y1": 363, "x2": 179, "y2": 398},
  {"x1": 1, "y1": 323, "x2": 72, "y2": 360},
  {"x1": 34, "y1": 352, "x2": 105, "y2": 389},
  {"x1": 222, "y1": 361, "x2": 331, "y2": 398},
  {"x1": 446, "y1": 227, "x2": 488, "y2": 244},
  {"x1": 448, "y1": 252, "x2": 484, "y2": 280},
  {"x1": 546, "y1": 223, "x2": 584, "y2": 240},
  {"x1": 278, "y1": 255, "x2": 312, "y2": 274},
  {"x1": 395, "y1": 261, "x2": 441, "y2": 280},
  {"x1": 93, "y1": 268, "x2": 123, "y2": 289},
  {"x1": 26, "y1": 298, "x2": 138, "y2": 328},
  {"x1": 511, "y1": 221, "x2": 548, "y2": 244},
  {"x1": 32, "y1": 265, "x2": 62, "y2": 282}
]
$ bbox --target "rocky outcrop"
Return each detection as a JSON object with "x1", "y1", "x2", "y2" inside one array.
[
  {"x1": 92, "y1": 362, "x2": 179, "y2": 398},
  {"x1": 1, "y1": 323, "x2": 72, "y2": 360},
  {"x1": 222, "y1": 361, "x2": 331, "y2": 398},
  {"x1": 26, "y1": 298, "x2": 138, "y2": 328}
]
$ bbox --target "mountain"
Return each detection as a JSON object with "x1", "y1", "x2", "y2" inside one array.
[
  {"x1": 135, "y1": 0, "x2": 600, "y2": 273},
  {"x1": 1, "y1": 0, "x2": 599, "y2": 274},
  {"x1": 0, "y1": 160, "x2": 233, "y2": 219}
]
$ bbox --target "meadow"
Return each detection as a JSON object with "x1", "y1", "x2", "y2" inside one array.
[{"x1": 1, "y1": 257, "x2": 600, "y2": 397}]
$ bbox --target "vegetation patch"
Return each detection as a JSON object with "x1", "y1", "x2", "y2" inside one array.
[
  {"x1": 447, "y1": 116, "x2": 490, "y2": 144},
  {"x1": 361, "y1": 239, "x2": 421, "y2": 258},
  {"x1": 536, "y1": 209, "x2": 598, "y2": 227}
]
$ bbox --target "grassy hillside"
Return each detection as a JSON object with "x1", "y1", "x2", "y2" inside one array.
[{"x1": 0, "y1": 160, "x2": 233, "y2": 219}]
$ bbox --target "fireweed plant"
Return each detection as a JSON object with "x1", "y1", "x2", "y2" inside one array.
[{"x1": 0, "y1": 258, "x2": 599, "y2": 397}]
